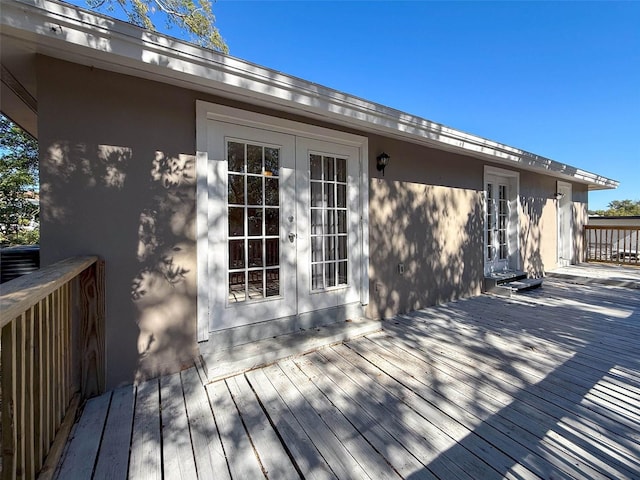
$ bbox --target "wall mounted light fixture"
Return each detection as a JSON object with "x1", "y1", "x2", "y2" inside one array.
[{"x1": 376, "y1": 152, "x2": 390, "y2": 176}]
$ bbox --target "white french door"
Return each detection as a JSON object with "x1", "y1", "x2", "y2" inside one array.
[
  {"x1": 484, "y1": 167, "x2": 519, "y2": 275},
  {"x1": 296, "y1": 137, "x2": 362, "y2": 314},
  {"x1": 205, "y1": 120, "x2": 363, "y2": 332}
]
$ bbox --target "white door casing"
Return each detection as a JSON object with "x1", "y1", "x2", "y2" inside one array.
[
  {"x1": 557, "y1": 181, "x2": 573, "y2": 267},
  {"x1": 196, "y1": 102, "x2": 369, "y2": 339},
  {"x1": 484, "y1": 166, "x2": 520, "y2": 275}
]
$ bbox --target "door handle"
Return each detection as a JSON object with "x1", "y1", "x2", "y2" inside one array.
[{"x1": 288, "y1": 232, "x2": 296, "y2": 243}]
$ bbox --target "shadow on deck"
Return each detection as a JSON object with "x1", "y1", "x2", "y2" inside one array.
[{"x1": 55, "y1": 277, "x2": 640, "y2": 479}]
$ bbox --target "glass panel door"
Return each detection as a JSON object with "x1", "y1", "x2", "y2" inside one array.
[
  {"x1": 207, "y1": 120, "x2": 296, "y2": 331},
  {"x1": 296, "y1": 137, "x2": 361, "y2": 314},
  {"x1": 485, "y1": 175, "x2": 510, "y2": 274}
]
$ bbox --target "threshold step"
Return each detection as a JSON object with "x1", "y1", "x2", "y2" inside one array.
[
  {"x1": 501, "y1": 277, "x2": 543, "y2": 292},
  {"x1": 201, "y1": 317, "x2": 382, "y2": 383},
  {"x1": 483, "y1": 270, "x2": 528, "y2": 293},
  {"x1": 490, "y1": 278, "x2": 543, "y2": 297}
]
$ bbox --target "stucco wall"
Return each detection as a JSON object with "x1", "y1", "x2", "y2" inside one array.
[
  {"x1": 37, "y1": 55, "x2": 589, "y2": 387},
  {"x1": 366, "y1": 137, "x2": 484, "y2": 319},
  {"x1": 517, "y1": 169, "x2": 559, "y2": 275},
  {"x1": 38, "y1": 56, "x2": 199, "y2": 388}
]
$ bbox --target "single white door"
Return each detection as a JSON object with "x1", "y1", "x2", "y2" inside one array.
[
  {"x1": 296, "y1": 137, "x2": 362, "y2": 314},
  {"x1": 485, "y1": 174, "x2": 511, "y2": 274},
  {"x1": 207, "y1": 121, "x2": 362, "y2": 331},
  {"x1": 557, "y1": 181, "x2": 573, "y2": 266}
]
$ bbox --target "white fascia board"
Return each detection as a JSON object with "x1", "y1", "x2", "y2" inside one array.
[{"x1": 2, "y1": 0, "x2": 619, "y2": 191}]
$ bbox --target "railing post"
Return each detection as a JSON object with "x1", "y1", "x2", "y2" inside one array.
[{"x1": 79, "y1": 260, "x2": 106, "y2": 398}]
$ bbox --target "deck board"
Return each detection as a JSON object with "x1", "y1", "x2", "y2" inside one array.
[
  {"x1": 226, "y1": 374, "x2": 300, "y2": 480},
  {"x1": 55, "y1": 390, "x2": 110, "y2": 479},
  {"x1": 129, "y1": 379, "x2": 162, "y2": 480},
  {"x1": 326, "y1": 344, "x2": 518, "y2": 480},
  {"x1": 181, "y1": 367, "x2": 230, "y2": 480},
  {"x1": 245, "y1": 368, "x2": 338, "y2": 480},
  {"x1": 363, "y1": 334, "x2": 633, "y2": 480},
  {"x1": 261, "y1": 363, "x2": 372, "y2": 480},
  {"x1": 369, "y1": 333, "x2": 640, "y2": 476},
  {"x1": 54, "y1": 277, "x2": 640, "y2": 479},
  {"x1": 291, "y1": 354, "x2": 438, "y2": 480},
  {"x1": 206, "y1": 380, "x2": 266, "y2": 479},
  {"x1": 311, "y1": 348, "x2": 476, "y2": 480},
  {"x1": 278, "y1": 358, "x2": 401, "y2": 480},
  {"x1": 93, "y1": 386, "x2": 134, "y2": 480},
  {"x1": 160, "y1": 372, "x2": 198, "y2": 479}
]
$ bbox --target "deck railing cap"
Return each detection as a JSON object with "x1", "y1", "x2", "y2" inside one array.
[{"x1": 1, "y1": 256, "x2": 98, "y2": 328}]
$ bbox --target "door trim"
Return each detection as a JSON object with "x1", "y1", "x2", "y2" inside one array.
[
  {"x1": 196, "y1": 101, "x2": 369, "y2": 342},
  {"x1": 483, "y1": 166, "x2": 520, "y2": 275}
]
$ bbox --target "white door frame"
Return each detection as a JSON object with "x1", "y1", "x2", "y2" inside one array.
[
  {"x1": 483, "y1": 166, "x2": 520, "y2": 275},
  {"x1": 195, "y1": 101, "x2": 369, "y2": 342},
  {"x1": 556, "y1": 181, "x2": 573, "y2": 267}
]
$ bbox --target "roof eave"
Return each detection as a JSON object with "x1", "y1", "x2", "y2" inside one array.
[{"x1": 1, "y1": 0, "x2": 619, "y2": 191}]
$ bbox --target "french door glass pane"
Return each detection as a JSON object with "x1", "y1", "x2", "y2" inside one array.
[
  {"x1": 247, "y1": 144, "x2": 262, "y2": 174},
  {"x1": 228, "y1": 142, "x2": 245, "y2": 173},
  {"x1": 228, "y1": 140, "x2": 281, "y2": 303},
  {"x1": 229, "y1": 208, "x2": 244, "y2": 237},
  {"x1": 248, "y1": 271, "x2": 264, "y2": 299},
  {"x1": 336, "y1": 158, "x2": 347, "y2": 182},
  {"x1": 228, "y1": 174, "x2": 244, "y2": 204},
  {"x1": 266, "y1": 239, "x2": 279, "y2": 266},
  {"x1": 247, "y1": 177, "x2": 262, "y2": 205},
  {"x1": 265, "y1": 178, "x2": 279, "y2": 206},
  {"x1": 248, "y1": 208, "x2": 262, "y2": 236},
  {"x1": 229, "y1": 240, "x2": 244, "y2": 269},
  {"x1": 310, "y1": 154, "x2": 322, "y2": 180},
  {"x1": 265, "y1": 148, "x2": 279, "y2": 176},
  {"x1": 265, "y1": 208, "x2": 279, "y2": 235},
  {"x1": 266, "y1": 269, "x2": 279, "y2": 297},
  {"x1": 311, "y1": 209, "x2": 323, "y2": 235}
]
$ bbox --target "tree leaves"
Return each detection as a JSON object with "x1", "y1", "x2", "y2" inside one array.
[
  {"x1": 86, "y1": 0, "x2": 228, "y2": 52},
  {"x1": 592, "y1": 199, "x2": 640, "y2": 217},
  {"x1": 0, "y1": 114, "x2": 39, "y2": 245}
]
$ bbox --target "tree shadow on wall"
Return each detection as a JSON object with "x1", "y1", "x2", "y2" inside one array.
[
  {"x1": 130, "y1": 151, "x2": 198, "y2": 383},
  {"x1": 520, "y1": 195, "x2": 548, "y2": 277},
  {"x1": 369, "y1": 179, "x2": 484, "y2": 319}
]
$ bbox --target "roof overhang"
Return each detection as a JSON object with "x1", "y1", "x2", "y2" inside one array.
[{"x1": 1, "y1": 0, "x2": 618, "y2": 191}]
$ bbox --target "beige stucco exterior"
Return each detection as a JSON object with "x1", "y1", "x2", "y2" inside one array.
[{"x1": 30, "y1": 54, "x2": 593, "y2": 388}]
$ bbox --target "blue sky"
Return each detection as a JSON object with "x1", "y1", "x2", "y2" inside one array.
[{"x1": 87, "y1": 1, "x2": 639, "y2": 210}]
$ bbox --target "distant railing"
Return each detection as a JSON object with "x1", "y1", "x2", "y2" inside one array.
[
  {"x1": 585, "y1": 225, "x2": 640, "y2": 265},
  {"x1": 0, "y1": 256, "x2": 105, "y2": 480}
]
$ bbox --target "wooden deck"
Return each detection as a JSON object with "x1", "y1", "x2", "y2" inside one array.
[{"x1": 55, "y1": 278, "x2": 640, "y2": 479}]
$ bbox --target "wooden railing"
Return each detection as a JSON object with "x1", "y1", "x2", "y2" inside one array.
[
  {"x1": 0, "y1": 256, "x2": 105, "y2": 480},
  {"x1": 585, "y1": 225, "x2": 640, "y2": 265}
]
